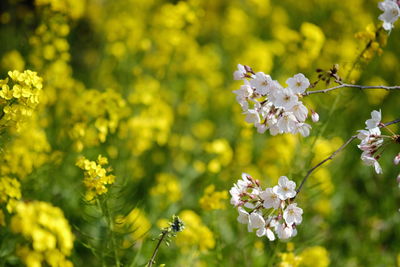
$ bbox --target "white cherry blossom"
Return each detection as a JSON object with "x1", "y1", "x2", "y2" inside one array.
[
  {"x1": 273, "y1": 88, "x2": 298, "y2": 110},
  {"x1": 283, "y1": 203, "x2": 303, "y2": 225},
  {"x1": 361, "y1": 152, "x2": 383, "y2": 174},
  {"x1": 295, "y1": 123, "x2": 312, "y2": 137},
  {"x1": 237, "y1": 173, "x2": 254, "y2": 188},
  {"x1": 378, "y1": 0, "x2": 400, "y2": 31},
  {"x1": 260, "y1": 188, "x2": 281, "y2": 209},
  {"x1": 269, "y1": 124, "x2": 280, "y2": 136},
  {"x1": 365, "y1": 110, "x2": 382, "y2": 129},
  {"x1": 250, "y1": 72, "x2": 274, "y2": 95},
  {"x1": 266, "y1": 228, "x2": 276, "y2": 241},
  {"x1": 286, "y1": 73, "x2": 310, "y2": 94},
  {"x1": 237, "y1": 207, "x2": 249, "y2": 224},
  {"x1": 273, "y1": 176, "x2": 297, "y2": 200},
  {"x1": 276, "y1": 223, "x2": 294, "y2": 240},
  {"x1": 244, "y1": 109, "x2": 260, "y2": 124},
  {"x1": 230, "y1": 173, "x2": 255, "y2": 206},
  {"x1": 289, "y1": 102, "x2": 308, "y2": 122},
  {"x1": 233, "y1": 64, "x2": 247, "y2": 80},
  {"x1": 277, "y1": 112, "x2": 297, "y2": 133},
  {"x1": 248, "y1": 212, "x2": 266, "y2": 234},
  {"x1": 255, "y1": 122, "x2": 268, "y2": 134}
]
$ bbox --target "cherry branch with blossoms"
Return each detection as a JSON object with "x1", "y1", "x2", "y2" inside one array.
[{"x1": 230, "y1": 0, "x2": 400, "y2": 242}]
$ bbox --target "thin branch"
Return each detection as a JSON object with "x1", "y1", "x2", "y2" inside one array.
[
  {"x1": 295, "y1": 118, "x2": 400, "y2": 196},
  {"x1": 147, "y1": 231, "x2": 168, "y2": 267},
  {"x1": 295, "y1": 135, "x2": 357, "y2": 195},
  {"x1": 384, "y1": 119, "x2": 400, "y2": 127},
  {"x1": 303, "y1": 83, "x2": 400, "y2": 96}
]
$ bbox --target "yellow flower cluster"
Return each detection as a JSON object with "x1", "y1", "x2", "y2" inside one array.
[
  {"x1": 10, "y1": 201, "x2": 74, "y2": 267},
  {"x1": 300, "y1": 246, "x2": 330, "y2": 267},
  {"x1": 150, "y1": 173, "x2": 182, "y2": 207},
  {"x1": 199, "y1": 184, "x2": 228, "y2": 211},
  {"x1": 69, "y1": 89, "x2": 128, "y2": 151},
  {"x1": 1, "y1": 50, "x2": 25, "y2": 72},
  {"x1": 120, "y1": 77, "x2": 173, "y2": 157},
  {"x1": 204, "y1": 139, "x2": 233, "y2": 174},
  {"x1": 0, "y1": 70, "x2": 43, "y2": 131},
  {"x1": 28, "y1": 13, "x2": 79, "y2": 111},
  {"x1": 278, "y1": 252, "x2": 303, "y2": 267},
  {"x1": 0, "y1": 116, "x2": 51, "y2": 179},
  {"x1": 35, "y1": 0, "x2": 85, "y2": 20},
  {"x1": 278, "y1": 243, "x2": 330, "y2": 267},
  {"x1": 115, "y1": 208, "x2": 151, "y2": 245},
  {"x1": 76, "y1": 155, "x2": 115, "y2": 200},
  {"x1": 355, "y1": 24, "x2": 387, "y2": 61},
  {"x1": 175, "y1": 210, "x2": 215, "y2": 253},
  {"x1": 0, "y1": 176, "x2": 21, "y2": 213}
]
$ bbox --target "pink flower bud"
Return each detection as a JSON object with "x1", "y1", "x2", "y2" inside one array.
[
  {"x1": 311, "y1": 110, "x2": 319, "y2": 123},
  {"x1": 394, "y1": 154, "x2": 400, "y2": 165}
]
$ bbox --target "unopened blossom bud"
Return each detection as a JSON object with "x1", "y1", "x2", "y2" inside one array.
[
  {"x1": 244, "y1": 65, "x2": 253, "y2": 73},
  {"x1": 311, "y1": 110, "x2": 319, "y2": 123},
  {"x1": 394, "y1": 153, "x2": 400, "y2": 165}
]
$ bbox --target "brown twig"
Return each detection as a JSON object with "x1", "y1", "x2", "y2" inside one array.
[
  {"x1": 303, "y1": 83, "x2": 400, "y2": 96},
  {"x1": 147, "y1": 231, "x2": 168, "y2": 267}
]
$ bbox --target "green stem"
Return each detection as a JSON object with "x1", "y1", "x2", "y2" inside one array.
[
  {"x1": 104, "y1": 199, "x2": 120, "y2": 267},
  {"x1": 95, "y1": 198, "x2": 107, "y2": 267},
  {"x1": 97, "y1": 198, "x2": 120, "y2": 267}
]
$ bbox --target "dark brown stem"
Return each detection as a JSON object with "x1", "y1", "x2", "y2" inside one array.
[
  {"x1": 295, "y1": 135, "x2": 357, "y2": 196},
  {"x1": 147, "y1": 231, "x2": 168, "y2": 267}
]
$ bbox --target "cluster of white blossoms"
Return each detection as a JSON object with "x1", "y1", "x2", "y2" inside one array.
[
  {"x1": 230, "y1": 173, "x2": 303, "y2": 241},
  {"x1": 233, "y1": 64, "x2": 317, "y2": 137},
  {"x1": 378, "y1": 0, "x2": 400, "y2": 31},
  {"x1": 357, "y1": 110, "x2": 400, "y2": 180},
  {"x1": 357, "y1": 110, "x2": 384, "y2": 174}
]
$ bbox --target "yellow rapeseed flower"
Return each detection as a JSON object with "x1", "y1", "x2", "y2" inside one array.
[
  {"x1": 76, "y1": 155, "x2": 116, "y2": 200},
  {"x1": 199, "y1": 184, "x2": 228, "y2": 211},
  {"x1": 0, "y1": 70, "x2": 43, "y2": 131},
  {"x1": 300, "y1": 246, "x2": 330, "y2": 267},
  {"x1": 11, "y1": 201, "x2": 74, "y2": 267},
  {"x1": 150, "y1": 173, "x2": 182, "y2": 206},
  {"x1": 0, "y1": 176, "x2": 21, "y2": 213}
]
